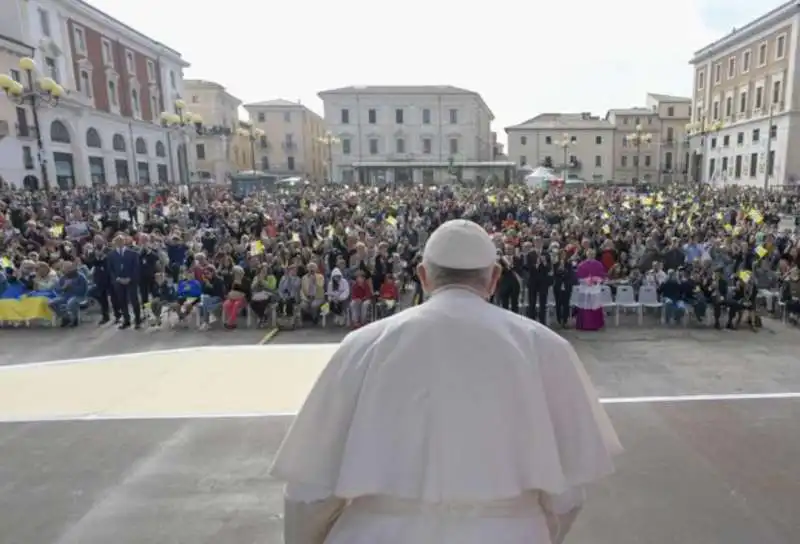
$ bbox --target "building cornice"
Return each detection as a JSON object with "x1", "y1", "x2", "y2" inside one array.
[
  {"x1": 690, "y1": 1, "x2": 800, "y2": 64},
  {"x1": 56, "y1": 0, "x2": 189, "y2": 66},
  {"x1": 0, "y1": 34, "x2": 34, "y2": 57}
]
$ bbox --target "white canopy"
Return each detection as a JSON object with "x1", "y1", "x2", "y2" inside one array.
[{"x1": 524, "y1": 167, "x2": 559, "y2": 188}]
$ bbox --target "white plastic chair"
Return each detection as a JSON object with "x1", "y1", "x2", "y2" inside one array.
[
  {"x1": 614, "y1": 285, "x2": 641, "y2": 326},
  {"x1": 599, "y1": 284, "x2": 616, "y2": 314},
  {"x1": 638, "y1": 285, "x2": 664, "y2": 324}
]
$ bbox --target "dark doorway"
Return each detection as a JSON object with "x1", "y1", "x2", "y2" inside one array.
[
  {"x1": 23, "y1": 175, "x2": 39, "y2": 190},
  {"x1": 53, "y1": 152, "x2": 75, "y2": 189},
  {"x1": 115, "y1": 159, "x2": 130, "y2": 185}
]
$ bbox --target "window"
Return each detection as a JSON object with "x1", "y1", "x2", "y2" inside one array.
[
  {"x1": 664, "y1": 152, "x2": 673, "y2": 170},
  {"x1": 342, "y1": 139, "x2": 351, "y2": 155},
  {"x1": 709, "y1": 158, "x2": 716, "y2": 178},
  {"x1": 341, "y1": 109, "x2": 350, "y2": 124},
  {"x1": 395, "y1": 109, "x2": 404, "y2": 124},
  {"x1": 735, "y1": 155, "x2": 742, "y2": 178},
  {"x1": 712, "y1": 100, "x2": 720, "y2": 120},
  {"x1": 722, "y1": 135, "x2": 730, "y2": 147},
  {"x1": 39, "y1": 8, "x2": 51, "y2": 37},
  {"x1": 750, "y1": 153, "x2": 758, "y2": 176},
  {"x1": 369, "y1": 138, "x2": 378, "y2": 154},
  {"x1": 102, "y1": 40, "x2": 112, "y2": 65},
  {"x1": 714, "y1": 63, "x2": 721, "y2": 84},
  {"x1": 150, "y1": 96, "x2": 158, "y2": 120},
  {"x1": 621, "y1": 156, "x2": 627, "y2": 167},
  {"x1": 755, "y1": 86, "x2": 764, "y2": 110},
  {"x1": 261, "y1": 156, "x2": 269, "y2": 171},
  {"x1": 758, "y1": 42, "x2": 767, "y2": 66},
  {"x1": 770, "y1": 124, "x2": 777, "y2": 139},
  {"x1": 283, "y1": 111, "x2": 291, "y2": 123},
  {"x1": 422, "y1": 108, "x2": 431, "y2": 124},
  {"x1": 725, "y1": 96, "x2": 733, "y2": 117},
  {"x1": 721, "y1": 157, "x2": 728, "y2": 175},
  {"x1": 768, "y1": 150, "x2": 775, "y2": 176},
  {"x1": 667, "y1": 106, "x2": 674, "y2": 117},
  {"x1": 752, "y1": 129, "x2": 760, "y2": 142},
  {"x1": 73, "y1": 26, "x2": 86, "y2": 54},
  {"x1": 368, "y1": 109, "x2": 377, "y2": 124},
  {"x1": 697, "y1": 71, "x2": 705, "y2": 90},
  {"x1": 545, "y1": 136, "x2": 552, "y2": 144},
  {"x1": 595, "y1": 155, "x2": 602, "y2": 167},
  {"x1": 22, "y1": 146, "x2": 34, "y2": 169},
  {"x1": 422, "y1": 138, "x2": 432, "y2": 154},
  {"x1": 570, "y1": 135, "x2": 577, "y2": 143},
  {"x1": 739, "y1": 91, "x2": 748, "y2": 113},
  {"x1": 131, "y1": 89, "x2": 140, "y2": 116},
  {"x1": 737, "y1": 132, "x2": 744, "y2": 145},
  {"x1": 125, "y1": 50, "x2": 135, "y2": 74},
  {"x1": 288, "y1": 156, "x2": 295, "y2": 170},
  {"x1": 80, "y1": 70, "x2": 91, "y2": 97},
  {"x1": 595, "y1": 135, "x2": 602, "y2": 144},
  {"x1": 711, "y1": 137, "x2": 717, "y2": 149},
  {"x1": 773, "y1": 80, "x2": 782, "y2": 105},
  {"x1": 44, "y1": 57, "x2": 58, "y2": 80},
  {"x1": 666, "y1": 127, "x2": 674, "y2": 142},
  {"x1": 146, "y1": 60, "x2": 155, "y2": 83},
  {"x1": 644, "y1": 155, "x2": 651, "y2": 167},
  {"x1": 520, "y1": 156, "x2": 527, "y2": 165},
  {"x1": 169, "y1": 71, "x2": 176, "y2": 89},
  {"x1": 196, "y1": 143, "x2": 205, "y2": 159},
  {"x1": 776, "y1": 34, "x2": 786, "y2": 60},
  {"x1": 9, "y1": 69, "x2": 20, "y2": 82},
  {"x1": 521, "y1": 136, "x2": 527, "y2": 145},
  {"x1": 16, "y1": 107, "x2": 28, "y2": 136},
  {"x1": 449, "y1": 109, "x2": 458, "y2": 124},
  {"x1": 257, "y1": 112, "x2": 265, "y2": 122},
  {"x1": 396, "y1": 138, "x2": 405, "y2": 153},
  {"x1": 728, "y1": 57, "x2": 736, "y2": 78},
  {"x1": 449, "y1": 138, "x2": 458, "y2": 155},
  {"x1": 742, "y1": 50, "x2": 751, "y2": 73}
]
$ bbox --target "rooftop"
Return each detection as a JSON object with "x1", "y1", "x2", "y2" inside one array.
[
  {"x1": 506, "y1": 113, "x2": 614, "y2": 131},
  {"x1": 647, "y1": 93, "x2": 692, "y2": 103},
  {"x1": 244, "y1": 99, "x2": 305, "y2": 109}
]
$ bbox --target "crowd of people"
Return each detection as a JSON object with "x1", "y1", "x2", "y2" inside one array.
[{"x1": 0, "y1": 180, "x2": 799, "y2": 333}]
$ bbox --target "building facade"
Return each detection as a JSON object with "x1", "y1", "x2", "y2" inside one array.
[
  {"x1": 184, "y1": 79, "x2": 250, "y2": 182},
  {"x1": 244, "y1": 99, "x2": 326, "y2": 182},
  {"x1": 505, "y1": 113, "x2": 616, "y2": 182},
  {"x1": 0, "y1": 33, "x2": 35, "y2": 187},
  {"x1": 318, "y1": 86, "x2": 505, "y2": 185},
  {"x1": 689, "y1": 0, "x2": 800, "y2": 187},
  {"x1": 506, "y1": 93, "x2": 691, "y2": 184},
  {"x1": 2, "y1": 0, "x2": 190, "y2": 188}
]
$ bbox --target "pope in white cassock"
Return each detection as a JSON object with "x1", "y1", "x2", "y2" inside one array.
[{"x1": 271, "y1": 219, "x2": 623, "y2": 544}]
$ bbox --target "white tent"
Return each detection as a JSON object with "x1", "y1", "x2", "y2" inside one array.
[{"x1": 524, "y1": 167, "x2": 559, "y2": 188}]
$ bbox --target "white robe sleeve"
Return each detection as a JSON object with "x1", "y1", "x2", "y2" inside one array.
[
  {"x1": 539, "y1": 487, "x2": 586, "y2": 544},
  {"x1": 283, "y1": 483, "x2": 346, "y2": 544}
]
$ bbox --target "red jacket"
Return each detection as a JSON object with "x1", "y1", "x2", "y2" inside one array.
[
  {"x1": 351, "y1": 281, "x2": 372, "y2": 300},
  {"x1": 379, "y1": 282, "x2": 399, "y2": 300}
]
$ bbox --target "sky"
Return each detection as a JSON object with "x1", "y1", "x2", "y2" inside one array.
[{"x1": 88, "y1": 0, "x2": 784, "y2": 145}]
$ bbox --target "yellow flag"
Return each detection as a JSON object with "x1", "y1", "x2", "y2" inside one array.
[
  {"x1": 0, "y1": 256, "x2": 11, "y2": 268},
  {"x1": 755, "y1": 245, "x2": 768, "y2": 258},
  {"x1": 250, "y1": 241, "x2": 264, "y2": 255},
  {"x1": 487, "y1": 195, "x2": 497, "y2": 204},
  {"x1": 50, "y1": 225, "x2": 64, "y2": 237},
  {"x1": 385, "y1": 216, "x2": 397, "y2": 227},
  {"x1": 601, "y1": 225, "x2": 611, "y2": 235},
  {"x1": 724, "y1": 224, "x2": 733, "y2": 232},
  {"x1": 738, "y1": 270, "x2": 752, "y2": 283}
]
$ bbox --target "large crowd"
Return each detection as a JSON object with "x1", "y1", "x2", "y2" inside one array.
[{"x1": 1, "y1": 181, "x2": 799, "y2": 333}]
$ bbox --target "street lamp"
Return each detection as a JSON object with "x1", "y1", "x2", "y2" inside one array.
[
  {"x1": 555, "y1": 133, "x2": 570, "y2": 182},
  {"x1": 237, "y1": 125, "x2": 265, "y2": 172},
  {"x1": 625, "y1": 124, "x2": 652, "y2": 185},
  {"x1": 0, "y1": 57, "x2": 64, "y2": 192},
  {"x1": 317, "y1": 131, "x2": 340, "y2": 183},
  {"x1": 160, "y1": 100, "x2": 203, "y2": 183}
]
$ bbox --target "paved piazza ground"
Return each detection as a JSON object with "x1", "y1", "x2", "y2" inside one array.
[{"x1": 0, "y1": 320, "x2": 798, "y2": 544}]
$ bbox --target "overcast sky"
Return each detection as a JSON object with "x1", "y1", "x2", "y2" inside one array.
[{"x1": 88, "y1": 0, "x2": 785, "y2": 143}]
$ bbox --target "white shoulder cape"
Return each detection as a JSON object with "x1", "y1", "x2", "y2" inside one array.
[{"x1": 271, "y1": 289, "x2": 622, "y2": 502}]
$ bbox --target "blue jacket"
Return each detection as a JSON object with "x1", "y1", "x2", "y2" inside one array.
[
  {"x1": 108, "y1": 248, "x2": 140, "y2": 283},
  {"x1": 57, "y1": 272, "x2": 89, "y2": 299},
  {"x1": 177, "y1": 279, "x2": 202, "y2": 298}
]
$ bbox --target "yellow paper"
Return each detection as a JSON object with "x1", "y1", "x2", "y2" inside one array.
[
  {"x1": 291, "y1": 233, "x2": 300, "y2": 243},
  {"x1": 601, "y1": 212, "x2": 610, "y2": 220},
  {"x1": 601, "y1": 225, "x2": 611, "y2": 234},
  {"x1": 755, "y1": 245, "x2": 768, "y2": 258},
  {"x1": 250, "y1": 241, "x2": 264, "y2": 255},
  {"x1": 0, "y1": 257, "x2": 11, "y2": 268},
  {"x1": 320, "y1": 302, "x2": 330, "y2": 315},
  {"x1": 385, "y1": 216, "x2": 397, "y2": 226},
  {"x1": 724, "y1": 224, "x2": 733, "y2": 232},
  {"x1": 738, "y1": 270, "x2": 752, "y2": 283},
  {"x1": 50, "y1": 225, "x2": 64, "y2": 237},
  {"x1": 487, "y1": 195, "x2": 497, "y2": 204}
]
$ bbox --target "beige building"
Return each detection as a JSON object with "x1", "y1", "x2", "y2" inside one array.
[
  {"x1": 689, "y1": 0, "x2": 800, "y2": 187},
  {"x1": 184, "y1": 79, "x2": 250, "y2": 182},
  {"x1": 505, "y1": 113, "x2": 616, "y2": 182},
  {"x1": 0, "y1": 34, "x2": 34, "y2": 187},
  {"x1": 606, "y1": 93, "x2": 692, "y2": 184},
  {"x1": 244, "y1": 99, "x2": 326, "y2": 182}
]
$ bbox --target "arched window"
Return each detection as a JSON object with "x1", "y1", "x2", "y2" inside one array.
[
  {"x1": 135, "y1": 137, "x2": 147, "y2": 155},
  {"x1": 50, "y1": 120, "x2": 71, "y2": 143},
  {"x1": 112, "y1": 134, "x2": 126, "y2": 152},
  {"x1": 86, "y1": 128, "x2": 102, "y2": 148},
  {"x1": 155, "y1": 141, "x2": 166, "y2": 157}
]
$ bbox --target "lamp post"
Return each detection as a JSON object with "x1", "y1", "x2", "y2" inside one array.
[
  {"x1": 555, "y1": 133, "x2": 570, "y2": 182},
  {"x1": 625, "y1": 124, "x2": 652, "y2": 185},
  {"x1": 0, "y1": 57, "x2": 64, "y2": 192},
  {"x1": 160, "y1": 99, "x2": 202, "y2": 184},
  {"x1": 237, "y1": 125, "x2": 265, "y2": 172},
  {"x1": 317, "y1": 131, "x2": 340, "y2": 183}
]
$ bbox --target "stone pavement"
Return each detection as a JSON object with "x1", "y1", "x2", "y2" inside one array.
[{"x1": 0, "y1": 323, "x2": 798, "y2": 543}]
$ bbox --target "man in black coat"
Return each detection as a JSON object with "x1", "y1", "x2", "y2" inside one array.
[
  {"x1": 525, "y1": 242, "x2": 552, "y2": 323},
  {"x1": 83, "y1": 234, "x2": 119, "y2": 325}
]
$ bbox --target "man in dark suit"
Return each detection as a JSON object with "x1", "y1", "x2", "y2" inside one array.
[
  {"x1": 108, "y1": 234, "x2": 141, "y2": 329},
  {"x1": 525, "y1": 242, "x2": 552, "y2": 323},
  {"x1": 83, "y1": 234, "x2": 120, "y2": 325}
]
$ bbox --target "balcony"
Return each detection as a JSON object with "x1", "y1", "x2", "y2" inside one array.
[{"x1": 282, "y1": 141, "x2": 297, "y2": 152}]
